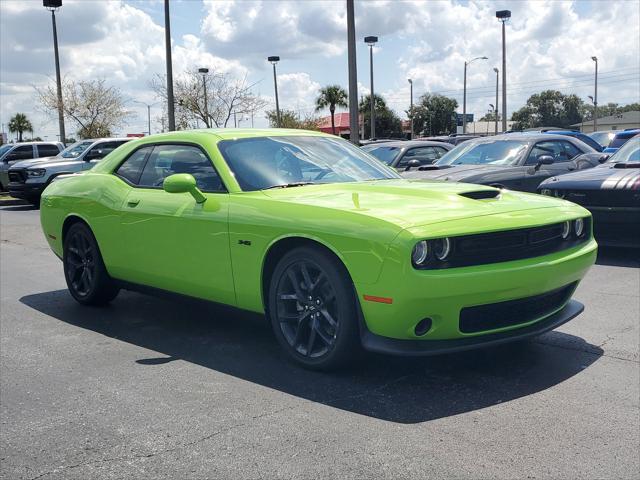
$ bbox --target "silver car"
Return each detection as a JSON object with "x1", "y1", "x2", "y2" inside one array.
[{"x1": 7, "y1": 138, "x2": 131, "y2": 204}]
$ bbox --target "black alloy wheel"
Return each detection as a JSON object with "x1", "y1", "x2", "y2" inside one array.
[
  {"x1": 63, "y1": 222, "x2": 119, "y2": 306},
  {"x1": 269, "y1": 246, "x2": 359, "y2": 370}
]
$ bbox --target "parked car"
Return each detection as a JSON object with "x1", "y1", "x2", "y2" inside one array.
[
  {"x1": 418, "y1": 135, "x2": 479, "y2": 146},
  {"x1": 0, "y1": 141, "x2": 64, "y2": 191},
  {"x1": 361, "y1": 140, "x2": 452, "y2": 170},
  {"x1": 509, "y1": 129, "x2": 603, "y2": 152},
  {"x1": 359, "y1": 138, "x2": 407, "y2": 146},
  {"x1": 603, "y1": 129, "x2": 640, "y2": 154},
  {"x1": 8, "y1": 138, "x2": 131, "y2": 204},
  {"x1": 403, "y1": 133, "x2": 599, "y2": 192},
  {"x1": 40, "y1": 129, "x2": 596, "y2": 370},
  {"x1": 539, "y1": 135, "x2": 640, "y2": 248},
  {"x1": 589, "y1": 130, "x2": 617, "y2": 149}
]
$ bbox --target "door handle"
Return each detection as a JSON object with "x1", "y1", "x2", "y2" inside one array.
[{"x1": 127, "y1": 198, "x2": 140, "y2": 207}]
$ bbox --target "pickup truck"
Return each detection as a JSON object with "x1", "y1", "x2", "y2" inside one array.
[{"x1": 0, "y1": 141, "x2": 64, "y2": 191}]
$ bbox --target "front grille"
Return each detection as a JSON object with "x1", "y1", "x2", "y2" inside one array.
[
  {"x1": 459, "y1": 282, "x2": 577, "y2": 333},
  {"x1": 8, "y1": 169, "x2": 26, "y2": 184},
  {"x1": 563, "y1": 190, "x2": 640, "y2": 208},
  {"x1": 431, "y1": 219, "x2": 591, "y2": 269}
]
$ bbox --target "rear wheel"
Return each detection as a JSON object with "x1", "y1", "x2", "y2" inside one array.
[
  {"x1": 63, "y1": 222, "x2": 119, "y2": 306},
  {"x1": 268, "y1": 246, "x2": 360, "y2": 370}
]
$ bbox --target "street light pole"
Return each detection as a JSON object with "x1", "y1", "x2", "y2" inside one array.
[
  {"x1": 496, "y1": 10, "x2": 511, "y2": 134},
  {"x1": 408, "y1": 78, "x2": 414, "y2": 139},
  {"x1": 364, "y1": 36, "x2": 378, "y2": 139},
  {"x1": 43, "y1": 1, "x2": 66, "y2": 144},
  {"x1": 463, "y1": 56, "x2": 488, "y2": 134},
  {"x1": 346, "y1": 0, "x2": 359, "y2": 145},
  {"x1": 198, "y1": 67, "x2": 209, "y2": 128},
  {"x1": 592, "y1": 56, "x2": 598, "y2": 132},
  {"x1": 493, "y1": 67, "x2": 499, "y2": 134},
  {"x1": 164, "y1": 0, "x2": 175, "y2": 131},
  {"x1": 267, "y1": 56, "x2": 281, "y2": 128}
]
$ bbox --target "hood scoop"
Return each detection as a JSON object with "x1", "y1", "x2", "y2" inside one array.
[
  {"x1": 458, "y1": 190, "x2": 501, "y2": 200},
  {"x1": 613, "y1": 162, "x2": 640, "y2": 169}
]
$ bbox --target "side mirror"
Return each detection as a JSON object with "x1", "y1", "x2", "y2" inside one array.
[
  {"x1": 163, "y1": 173, "x2": 206, "y2": 203},
  {"x1": 598, "y1": 154, "x2": 610, "y2": 163},
  {"x1": 404, "y1": 159, "x2": 421, "y2": 171},
  {"x1": 533, "y1": 154, "x2": 554, "y2": 170}
]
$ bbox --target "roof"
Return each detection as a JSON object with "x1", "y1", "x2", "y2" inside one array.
[
  {"x1": 612, "y1": 128, "x2": 640, "y2": 139},
  {"x1": 363, "y1": 140, "x2": 452, "y2": 148},
  {"x1": 571, "y1": 110, "x2": 640, "y2": 127},
  {"x1": 5, "y1": 141, "x2": 63, "y2": 145},
  {"x1": 317, "y1": 112, "x2": 351, "y2": 131},
  {"x1": 123, "y1": 128, "x2": 331, "y2": 143}
]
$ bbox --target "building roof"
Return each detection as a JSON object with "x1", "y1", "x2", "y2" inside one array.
[
  {"x1": 571, "y1": 110, "x2": 640, "y2": 127},
  {"x1": 317, "y1": 112, "x2": 352, "y2": 133}
]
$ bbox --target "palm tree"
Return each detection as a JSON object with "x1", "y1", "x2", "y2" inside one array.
[
  {"x1": 8, "y1": 113, "x2": 33, "y2": 142},
  {"x1": 315, "y1": 85, "x2": 348, "y2": 135}
]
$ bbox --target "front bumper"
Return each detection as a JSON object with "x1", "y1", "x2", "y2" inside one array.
[
  {"x1": 8, "y1": 181, "x2": 46, "y2": 199},
  {"x1": 590, "y1": 207, "x2": 640, "y2": 248},
  {"x1": 362, "y1": 299, "x2": 584, "y2": 356}
]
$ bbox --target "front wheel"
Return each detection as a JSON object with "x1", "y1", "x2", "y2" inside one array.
[
  {"x1": 268, "y1": 246, "x2": 360, "y2": 370},
  {"x1": 63, "y1": 222, "x2": 119, "y2": 306}
]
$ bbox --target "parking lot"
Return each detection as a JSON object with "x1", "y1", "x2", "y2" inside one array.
[{"x1": 1, "y1": 201, "x2": 638, "y2": 479}]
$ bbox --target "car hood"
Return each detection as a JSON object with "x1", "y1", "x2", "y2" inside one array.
[
  {"x1": 402, "y1": 164, "x2": 523, "y2": 182},
  {"x1": 261, "y1": 179, "x2": 566, "y2": 230},
  {"x1": 10, "y1": 156, "x2": 78, "y2": 169},
  {"x1": 540, "y1": 164, "x2": 640, "y2": 190}
]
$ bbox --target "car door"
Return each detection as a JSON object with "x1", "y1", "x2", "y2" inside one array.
[
  {"x1": 82, "y1": 141, "x2": 129, "y2": 170},
  {"x1": 114, "y1": 143, "x2": 235, "y2": 305},
  {"x1": 522, "y1": 140, "x2": 581, "y2": 191}
]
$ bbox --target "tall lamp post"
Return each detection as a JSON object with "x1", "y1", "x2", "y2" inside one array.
[
  {"x1": 198, "y1": 67, "x2": 209, "y2": 127},
  {"x1": 132, "y1": 100, "x2": 160, "y2": 136},
  {"x1": 346, "y1": 0, "x2": 359, "y2": 145},
  {"x1": 364, "y1": 35, "x2": 378, "y2": 139},
  {"x1": 164, "y1": 0, "x2": 175, "y2": 131},
  {"x1": 591, "y1": 56, "x2": 598, "y2": 132},
  {"x1": 267, "y1": 56, "x2": 281, "y2": 128},
  {"x1": 493, "y1": 67, "x2": 499, "y2": 134},
  {"x1": 43, "y1": 0, "x2": 66, "y2": 144},
  {"x1": 496, "y1": 10, "x2": 510, "y2": 134},
  {"x1": 462, "y1": 56, "x2": 488, "y2": 133},
  {"x1": 408, "y1": 78, "x2": 414, "y2": 139}
]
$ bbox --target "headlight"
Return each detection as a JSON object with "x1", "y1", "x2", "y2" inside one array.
[
  {"x1": 561, "y1": 221, "x2": 570, "y2": 239},
  {"x1": 433, "y1": 237, "x2": 451, "y2": 260},
  {"x1": 411, "y1": 240, "x2": 429, "y2": 266},
  {"x1": 574, "y1": 218, "x2": 585, "y2": 237},
  {"x1": 26, "y1": 169, "x2": 46, "y2": 178}
]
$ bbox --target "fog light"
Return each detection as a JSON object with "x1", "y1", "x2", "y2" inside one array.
[
  {"x1": 433, "y1": 237, "x2": 451, "y2": 261},
  {"x1": 414, "y1": 318, "x2": 432, "y2": 336},
  {"x1": 561, "y1": 221, "x2": 570, "y2": 239},
  {"x1": 574, "y1": 218, "x2": 585, "y2": 237},
  {"x1": 412, "y1": 240, "x2": 429, "y2": 266}
]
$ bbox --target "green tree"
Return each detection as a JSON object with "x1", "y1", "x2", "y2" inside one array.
[
  {"x1": 479, "y1": 111, "x2": 501, "y2": 122},
  {"x1": 265, "y1": 109, "x2": 319, "y2": 130},
  {"x1": 359, "y1": 94, "x2": 403, "y2": 138},
  {"x1": 8, "y1": 113, "x2": 33, "y2": 142},
  {"x1": 510, "y1": 90, "x2": 585, "y2": 130},
  {"x1": 315, "y1": 85, "x2": 348, "y2": 135},
  {"x1": 411, "y1": 94, "x2": 459, "y2": 136}
]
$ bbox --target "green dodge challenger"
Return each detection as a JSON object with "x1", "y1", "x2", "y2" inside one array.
[{"x1": 40, "y1": 129, "x2": 597, "y2": 369}]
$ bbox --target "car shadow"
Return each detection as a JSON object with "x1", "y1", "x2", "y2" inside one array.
[
  {"x1": 20, "y1": 289, "x2": 603, "y2": 424},
  {"x1": 596, "y1": 247, "x2": 639, "y2": 268}
]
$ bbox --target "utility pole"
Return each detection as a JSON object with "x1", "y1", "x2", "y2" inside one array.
[
  {"x1": 493, "y1": 67, "x2": 499, "y2": 134},
  {"x1": 43, "y1": 1, "x2": 66, "y2": 144},
  {"x1": 496, "y1": 10, "x2": 511, "y2": 134},
  {"x1": 198, "y1": 68, "x2": 209, "y2": 127},
  {"x1": 268, "y1": 56, "x2": 281, "y2": 127},
  {"x1": 364, "y1": 36, "x2": 378, "y2": 139},
  {"x1": 463, "y1": 56, "x2": 487, "y2": 134},
  {"x1": 164, "y1": 0, "x2": 175, "y2": 131},
  {"x1": 592, "y1": 56, "x2": 598, "y2": 132},
  {"x1": 408, "y1": 79, "x2": 414, "y2": 139},
  {"x1": 346, "y1": 0, "x2": 359, "y2": 145}
]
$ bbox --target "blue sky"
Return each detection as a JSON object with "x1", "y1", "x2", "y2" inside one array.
[{"x1": 1, "y1": 0, "x2": 638, "y2": 139}]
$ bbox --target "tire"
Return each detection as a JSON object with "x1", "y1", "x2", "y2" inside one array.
[
  {"x1": 25, "y1": 195, "x2": 41, "y2": 207},
  {"x1": 267, "y1": 246, "x2": 360, "y2": 370},
  {"x1": 63, "y1": 222, "x2": 119, "y2": 306}
]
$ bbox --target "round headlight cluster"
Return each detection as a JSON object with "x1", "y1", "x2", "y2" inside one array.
[
  {"x1": 412, "y1": 238, "x2": 453, "y2": 268},
  {"x1": 561, "y1": 221, "x2": 571, "y2": 239},
  {"x1": 574, "y1": 218, "x2": 585, "y2": 237}
]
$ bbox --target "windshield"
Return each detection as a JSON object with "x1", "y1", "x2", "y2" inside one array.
[
  {"x1": 218, "y1": 135, "x2": 400, "y2": 191},
  {"x1": 606, "y1": 136, "x2": 640, "y2": 163},
  {"x1": 60, "y1": 140, "x2": 94, "y2": 159},
  {"x1": 361, "y1": 145, "x2": 402, "y2": 165},
  {"x1": 590, "y1": 131, "x2": 615, "y2": 148},
  {"x1": 435, "y1": 140, "x2": 528, "y2": 166},
  {"x1": 0, "y1": 144, "x2": 13, "y2": 158}
]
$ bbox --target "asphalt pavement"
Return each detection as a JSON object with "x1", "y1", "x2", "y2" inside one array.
[{"x1": 1, "y1": 203, "x2": 638, "y2": 479}]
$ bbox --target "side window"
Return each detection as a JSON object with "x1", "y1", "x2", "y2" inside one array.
[
  {"x1": 89, "y1": 141, "x2": 127, "y2": 159},
  {"x1": 526, "y1": 141, "x2": 565, "y2": 165},
  {"x1": 433, "y1": 146, "x2": 448, "y2": 158},
  {"x1": 115, "y1": 146, "x2": 153, "y2": 184},
  {"x1": 37, "y1": 144, "x2": 61, "y2": 157},
  {"x1": 8, "y1": 145, "x2": 35, "y2": 160},
  {"x1": 138, "y1": 144, "x2": 224, "y2": 192},
  {"x1": 398, "y1": 146, "x2": 441, "y2": 167},
  {"x1": 561, "y1": 141, "x2": 583, "y2": 160}
]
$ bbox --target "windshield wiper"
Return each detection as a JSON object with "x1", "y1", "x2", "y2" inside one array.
[{"x1": 263, "y1": 182, "x2": 316, "y2": 190}]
